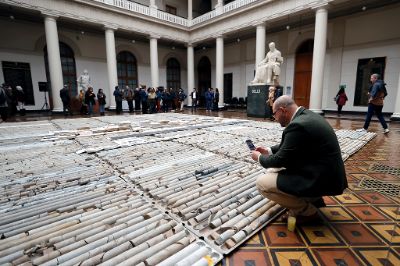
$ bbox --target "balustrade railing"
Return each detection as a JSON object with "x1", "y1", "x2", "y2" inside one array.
[{"x1": 92, "y1": 0, "x2": 261, "y2": 27}]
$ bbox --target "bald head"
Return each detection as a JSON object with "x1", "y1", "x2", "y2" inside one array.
[{"x1": 273, "y1": 95, "x2": 295, "y2": 109}]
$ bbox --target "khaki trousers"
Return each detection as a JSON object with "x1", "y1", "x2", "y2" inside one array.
[{"x1": 256, "y1": 168, "x2": 317, "y2": 216}]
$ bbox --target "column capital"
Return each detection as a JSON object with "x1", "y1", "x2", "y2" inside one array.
[
  {"x1": 149, "y1": 34, "x2": 161, "y2": 40},
  {"x1": 213, "y1": 34, "x2": 224, "y2": 39},
  {"x1": 185, "y1": 42, "x2": 194, "y2": 48},
  {"x1": 103, "y1": 23, "x2": 118, "y2": 31},
  {"x1": 311, "y1": 0, "x2": 330, "y2": 11},
  {"x1": 41, "y1": 10, "x2": 61, "y2": 19},
  {"x1": 251, "y1": 20, "x2": 267, "y2": 27}
]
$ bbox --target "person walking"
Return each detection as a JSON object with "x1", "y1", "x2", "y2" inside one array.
[
  {"x1": 97, "y1": 88, "x2": 106, "y2": 116},
  {"x1": 359, "y1": 73, "x2": 389, "y2": 133},
  {"x1": 334, "y1": 86, "x2": 348, "y2": 117},
  {"x1": 15, "y1": 86, "x2": 26, "y2": 116},
  {"x1": 190, "y1": 88, "x2": 197, "y2": 112},
  {"x1": 0, "y1": 84, "x2": 9, "y2": 121},
  {"x1": 213, "y1": 88, "x2": 220, "y2": 111},
  {"x1": 250, "y1": 95, "x2": 347, "y2": 224},
  {"x1": 124, "y1": 85, "x2": 134, "y2": 113},
  {"x1": 60, "y1": 84, "x2": 73, "y2": 116}
]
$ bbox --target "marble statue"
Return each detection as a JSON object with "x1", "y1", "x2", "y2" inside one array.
[
  {"x1": 77, "y1": 69, "x2": 91, "y2": 92},
  {"x1": 251, "y1": 42, "x2": 283, "y2": 85}
]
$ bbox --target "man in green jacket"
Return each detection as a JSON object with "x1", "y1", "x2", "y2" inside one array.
[{"x1": 251, "y1": 95, "x2": 347, "y2": 223}]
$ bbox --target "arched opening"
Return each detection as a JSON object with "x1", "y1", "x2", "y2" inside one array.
[
  {"x1": 166, "y1": 58, "x2": 181, "y2": 90},
  {"x1": 44, "y1": 42, "x2": 77, "y2": 109},
  {"x1": 197, "y1": 56, "x2": 211, "y2": 107},
  {"x1": 293, "y1": 39, "x2": 313, "y2": 108},
  {"x1": 117, "y1": 51, "x2": 138, "y2": 89}
]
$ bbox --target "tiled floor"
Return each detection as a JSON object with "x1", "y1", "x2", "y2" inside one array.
[
  {"x1": 220, "y1": 112, "x2": 400, "y2": 266},
  {"x1": 3, "y1": 109, "x2": 400, "y2": 266}
]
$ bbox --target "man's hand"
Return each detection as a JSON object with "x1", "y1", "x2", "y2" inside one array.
[
  {"x1": 251, "y1": 150, "x2": 261, "y2": 162},
  {"x1": 255, "y1": 147, "x2": 269, "y2": 155}
]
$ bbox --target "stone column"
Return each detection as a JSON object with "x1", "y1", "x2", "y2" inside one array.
[
  {"x1": 105, "y1": 25, "x2": 118, "y2": 109},
  {"x1": 390, "y1": 71, "x2": 400, "y2": 121},
  {"x1": 188, "y1": 0, "x2": 193, "y2": 20},
  {"x1": 150, "y1": 35, "x2": 160, "y2": 88},
  {"x1": 187, "y1": 43, "x2": 194, "y2": 106},
  {"x1": 216, "y1": 35, "x2": 224, "y2": 107},
  {"x1": 309, "y1": 6, "x2": 328, "y2": 114},
  {"x1": 255, "y1": 23, "x2": 266, "y2": 69},
  {"x1": 43, "y1": 14, "x2": 63, "y2": 112}
]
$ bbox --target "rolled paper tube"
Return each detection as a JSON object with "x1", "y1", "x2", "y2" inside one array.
[
  {"x1": 157, "y1": 242, "x2": 202, "y2": 266},
  {"x1": 174, "y1": 246, "x2": 211, "y2": 266}
]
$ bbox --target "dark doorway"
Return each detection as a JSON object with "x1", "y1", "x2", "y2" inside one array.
[
  {"x1": 197, "y1": 56, "x2": 211, "y2": 106},
  {"x1": 293, "y1": 39, "x2": 313, "y2": 108},
  {"x1": 224, "y1": 73, "x2": 232, "y2": 103},
  {"x1": 2, "y1": 61, "x2": 34, "y2": 105},
  {"x1": 354, "y1": 57, "x2": 386, "y2": 106},
  {"x1": 166, "y1": 58, "x2": 181, "y2": 90}
]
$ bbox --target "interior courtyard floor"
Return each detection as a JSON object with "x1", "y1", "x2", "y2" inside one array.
[{"x1": 2, "y1": 108, "x2": 400, "y2": 266}]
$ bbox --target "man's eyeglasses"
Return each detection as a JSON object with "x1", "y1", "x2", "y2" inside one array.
[{"x1": 272, "y1": 108, "x2": 281, "y2": 117}]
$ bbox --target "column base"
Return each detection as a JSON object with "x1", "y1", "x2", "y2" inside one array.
[
  {"x1": 51, "y1": 108, "x2": 63, "y2": 113},
  {"x1": 108, "y1": 105, "x2": 116, "y2": 110},
  {"x1": 390, "y1": 113, "x2": 400, "y2": 121}
]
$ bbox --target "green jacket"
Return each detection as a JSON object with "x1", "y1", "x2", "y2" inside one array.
[{"x1": 259, "y1": 107, "x2": 347, "y2": 197}]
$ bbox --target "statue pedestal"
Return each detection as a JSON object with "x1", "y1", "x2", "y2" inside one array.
[{"x1": 247, "y1": 84, "x2": 271, "y2": 118}]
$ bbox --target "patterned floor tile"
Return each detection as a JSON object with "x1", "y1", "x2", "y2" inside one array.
[
  {"x1": 226, "y1": 250, "x2": 272, "y2": 266},
  {"x1": 270, "y1": 248, "x2": 317, "y2": 266},
  {"x1": 312, "y1": 248, "x2": 364, "y2": 266},
  {"x1": 378, "y1": 206, "x2": 400, "y2": 220},
  {"x1": 323, "y1": 196, "x2": 339, "y2": 206},
  {"x1": 299, "y1": 225, "x2": 344, "y2": 246},
  {"x1": 356, "y1": 191, "x2": 395, "y2": 204},
  {"x1": 353, "y1": 247, "x2": 400, "y2": 266},
  {"x1": 332, "y1": 223, "x2": 385, "y2": 246},
  {"x1": 347, "y1": 205, "x2": 390, "y2": 221},
  {"x1": 240, "y1": 231, "x2": 266, "y2": 248},
  {"x1": 263, "y1": 224, "x2": 305, "y2": 247},
  {"x1": 367, "y1": 223, "x2": 400, "y2": 245},
  {"x1": 335, "y1": 192, "x2": 365, "y2": 204},
  {"x1": 319, "y1": 206, "x2": 356, "y2": 222}
]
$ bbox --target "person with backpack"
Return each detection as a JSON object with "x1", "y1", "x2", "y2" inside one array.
[
  {"x1": 334, "y1": 86, "x2": 348, "y2": 117},
  {"x1": 124, "y1": 85, "x2": 134, "y2": 113},
  {"x1": 358, "y1": 73, "x2": 389, "y2": 133}
]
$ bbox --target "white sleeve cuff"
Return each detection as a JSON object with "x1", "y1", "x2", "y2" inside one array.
[{"x1": 267, "y1": 147, "x2": 273, "y2": 155}]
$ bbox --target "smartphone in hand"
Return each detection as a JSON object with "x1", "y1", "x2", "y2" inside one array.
[{"x1": 245, "y1": 139, "x2": 256, "y2": 151}]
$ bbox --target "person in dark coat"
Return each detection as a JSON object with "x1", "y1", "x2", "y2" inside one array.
[
  {"x1": 113, "y1": 86, "x2": 123, "y2": 114},
  {"x1": 334, "y1": 86, "x2": 348, "y2": 116},
  {"x1": 60, "y1": 84, "x2": 72, "y2": 116},
  {"x1": 250, "y1": 95, "x2": 347, "y2": 224},
  {"x1": 85, "y1": 87, "x2": 96, "y2": 115},
  {"x1": 97, "y1": 88, "x2": 106, "y2": 116}
]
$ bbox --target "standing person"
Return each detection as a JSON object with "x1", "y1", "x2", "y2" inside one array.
[
  {"x1": 125, "y1": 85, "x2": 134, "y2": 113},
  {"x1": 0, "y1": 84, "x2": 9, "y2": 121},
  {"x1": 178, "y1": 88, "x2": 187, "y2": 111},
  {"x1": 15, "y1": 86, "x2": 26, "y2": 116},
  {"x1": 139, "y1": 86, "x2": 148, "y2": 114},
  {"x1": 147, "y1": 87, "x2": 157, "y2": 114},
  {"x1": 113, "y1": 86, "x2": 123, "y2": 114},
  {"x1": 190, "y1": 88, "x2": 197, "y2": 112},
  {"x1": 334, "y1": 86, "x2": 348, "y2": 117},
  {"x1": 213, "y1": 88, "x2": 220, "y2": 111},
  {"x1": 97, "y1": 88, "x2": 106, "y2": 116},
  {"x1": 359, "y1": 73, "x2": 389, "y2": 133},
  {"x1": 250, "y1": 95, "x2": 347, "y2": 224},
  {"x1": 85, "y1": 87, "x2": 96, "y2": 115},
  {"x1": 79, "y1": 89, "x2": 87, "y2": 114},
  {"x1": 134, "y1": 87, "x2": 141, "y2": 111},
  {"x1": 267, "y1": 86, "x2": 276, "y2": 120},
  {"x1": 60, "y1": 84, "x2": 73, "y2": 116},
  {"x1": 205, "y1": 88, "x2": 214, "y2": 112}
]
